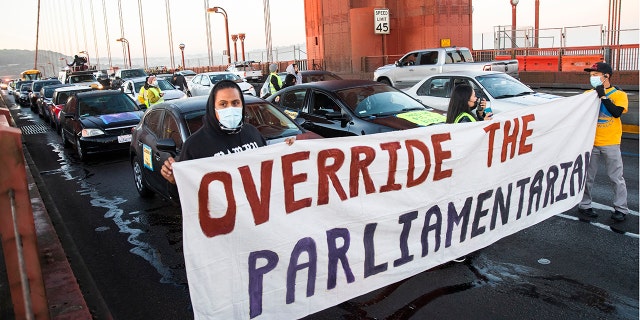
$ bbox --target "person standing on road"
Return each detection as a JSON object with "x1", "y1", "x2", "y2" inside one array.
[
  {"x1": 578, "y1": 62, "x2": 629, "y2": 221},
  {"x1": 139, "y1": 75, "x2": 164, "y2": 108},
  {"x1": 282, "y1": 73, "x2": 297, "y2": 89},
  {"x1": 161, "y1": 80, "x2": 294, "y2": 184},
  {"x1": 171, "y1": 69, "x2": 189, "y2": 94},
  {"x1": 445, "y1": 84, "x2": 492, "y2": 123},
  {"x1": 260, "y1": 63, "x2": 283, "y2": 98},
  {"x1": 285, "y1": 62, "x2": 303, "y2": 85}
]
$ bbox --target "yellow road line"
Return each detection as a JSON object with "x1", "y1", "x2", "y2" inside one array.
[{"x1": 622, "y1": 124, "x2": 639, "y2": 134}]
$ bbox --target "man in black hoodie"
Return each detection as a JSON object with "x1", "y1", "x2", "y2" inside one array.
[{"x1": 161, "y1": 80, "x2": 267, "y2": 184}]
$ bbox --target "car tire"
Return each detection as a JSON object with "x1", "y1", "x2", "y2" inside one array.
[
  {"x1": 75, "y1": 137, "x2": 87, "y2": 161},
  {"x1": 61, "y1": 129, "x2": 71, "y2": 148},
  {"x1": 379, "y1": 78, "x2": 392, "y2": 86},
  {"x1": 132, "y1": 156, "x2": 154, "y2": 198}
]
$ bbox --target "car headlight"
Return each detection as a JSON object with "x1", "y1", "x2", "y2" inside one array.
[{"x1": 81, "y1": 128, "x2": 106, "y2": 137}]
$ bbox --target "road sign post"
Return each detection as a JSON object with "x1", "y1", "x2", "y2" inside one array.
[{"x1": 374, "y1": 8, "x2": 390, "y2": 35}]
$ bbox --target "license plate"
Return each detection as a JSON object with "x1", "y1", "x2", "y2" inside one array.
[{"x1": 118, "y1": 134, "x2": 132, "y2": 143}]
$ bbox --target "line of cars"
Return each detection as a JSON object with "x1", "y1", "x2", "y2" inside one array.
[{"x1": 11, "y1": 64, "x2": 558, "y2": 204}]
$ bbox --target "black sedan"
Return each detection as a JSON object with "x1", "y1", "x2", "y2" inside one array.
[
  {"x1": 129, "y1": 94, "x2": 321, "y2": 202},
  {"x1": 59, "y1": 90, "x2": 144, "y2": 161},
  {"x1": 266, "y1": 80, "x2": 445, "y2": 138}
]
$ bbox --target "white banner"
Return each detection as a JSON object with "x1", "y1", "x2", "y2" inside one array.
[{"x1": 174, "y1": 92, "x2": 599, "y2": 319}]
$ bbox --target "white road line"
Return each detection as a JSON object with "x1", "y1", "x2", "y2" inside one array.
[
  {"x1": 557, "y1": 213, "x2": 639, "y2": 239},
  {"x1": 590, "y1": 201, "x2": 639, "y2": 216}
]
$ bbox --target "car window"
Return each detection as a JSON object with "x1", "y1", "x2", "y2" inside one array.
[
  {"x1": 77, "y1": 94, "x2": 138, "y2": 116},
  {"x1": 279, "y1": 89, "x2": 307, "y2": 111},
  {"x1": 201, "y1": 76, "x2": 211, "y2": 86},
  {"x1": 311, "y1": 92, "x2": 341, "y2": 117},
  {"x1": 157, "y1": 79, "x2": 176, "y2": 91},
  {"x1": 144, "y1": 109, "x2": 164, "y2": 137},
  {"x1": 191, "y1": 75, "x2": 201, "y2": 85},
  {"x1": 245, "y1": 103, "x2": 300, "y2": 139},
  {"x1": 338, "y1": 85, "x2": 426, "y2": 116},
  {"x1": 417, "y1": 78, "x2": 451, "y2": 98},
  {"x1": 160, "y1": 114, "x2": 183, "y2": 149},
  {"x1": 477, "y1": 74, "x2": 533, "y2": 98},
  {"x1": 418, "y1": 51, "x2": 439, "y2": 65},
  {"x1": 184, "y1": 110, "x2": 205, "y2": 136}
]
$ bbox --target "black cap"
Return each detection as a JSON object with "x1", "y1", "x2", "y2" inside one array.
[{"x1": 584, "y1": 62, "x2": 613, "y2": 76}]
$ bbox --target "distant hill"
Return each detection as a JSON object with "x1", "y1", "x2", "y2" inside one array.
[{"x1": 0, "y1": 49, "x2": 68, "y2": 79}]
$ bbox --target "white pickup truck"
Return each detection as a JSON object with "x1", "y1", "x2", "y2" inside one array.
[
  {"x1": 225, "y1": 61, "x2": 264, "y2": 82},
  {"x1": 373, "y1": 47, "x2": 519, "y2": 89}
]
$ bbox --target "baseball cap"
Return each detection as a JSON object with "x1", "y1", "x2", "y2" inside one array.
[{"x1": 584, "y1": 62, "x2": 613, "y2": 76}]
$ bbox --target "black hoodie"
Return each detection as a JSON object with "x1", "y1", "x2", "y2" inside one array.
[{"x1": 178, "y1": 81, "x2": 266, "y2": 162}]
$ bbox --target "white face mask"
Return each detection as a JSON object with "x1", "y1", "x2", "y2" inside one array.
[
  {"x1": 217, "y1": 107, "x2": 243, "y2": 129},
  {"x1": 590, "y1": 76, "x2": 603, "y2": 88}
]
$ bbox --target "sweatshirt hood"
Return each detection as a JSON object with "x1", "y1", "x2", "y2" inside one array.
[{"x1": 203, "y1": 80, "x2": 246, "y2": 135}]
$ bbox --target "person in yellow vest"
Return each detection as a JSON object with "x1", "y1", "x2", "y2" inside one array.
[
  {"x1": 578, "y1": 62, "x2": 629, "y2": 221},
  {"x1": 138, "y1": 75, "x2": 164, "y2": 108},
  {"x1": 445, "y1": 84, "x2": 492, "y2": 123}
]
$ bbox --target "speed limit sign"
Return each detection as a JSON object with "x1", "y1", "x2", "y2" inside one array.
[{"x1": 374, "y1": 8, "x2": 389, "y2": 34}]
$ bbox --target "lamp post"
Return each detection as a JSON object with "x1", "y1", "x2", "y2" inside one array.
[
  {"x1": 206, "y1": 6, "x2": 231, "y2": 64},
  {"x1": 238, "y1": 33, "x2": 246, "y2": 61},
  {"x1": 116, "y1": 37, "x2": 131, "y2": 68},
  {"x1": 179, "y1": 43, "x2": 185, "y2": 69},
  {"x1": 510, "y1": 0, "x2": 519, "y2": 57},
  {"x1": 231, "y1": 34, "x2": 239, "y2": 62}
]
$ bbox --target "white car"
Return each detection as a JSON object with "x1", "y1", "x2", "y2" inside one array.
[
  {"x1": 189, "y1": 72, "x2": 256, "y2": 97},
  {"x1": 403, "y1": 71, "x2": 562, "y2": 114},
  {"x1": 121, "y1": 77, "x2": 187, "y2": 107}
]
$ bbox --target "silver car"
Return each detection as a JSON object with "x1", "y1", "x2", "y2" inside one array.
[
  {"x1": 403, "y1": 71, "x2": 561, "y2": 114},
  {"x1": 188, "y1": 72, "x2": 256, "y2": 97}
]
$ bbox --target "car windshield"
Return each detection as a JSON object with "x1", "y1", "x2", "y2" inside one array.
[
  {"x1": 78, "y1": 94, "x2": 139, "y2": 117},
  {"x1": 245, "y1": 103, "x2": 300, "y2": 139},
  {"x1": 302, "y1": 73, "x2": 342, "y2": 83},
  {"x1": 34, "y1": 81, "x2": 59, "y2": 91},
  {"x1": 69, "y1": 75, "x2": 96, "y2": 83},
  {"x1": 21, "y1": 84, "x2": 31, "y2": 91},
  {"x1": 337, "y1": 85, "x2": 426, "y2": 117},
  {"x1": 209, "y1": 73, "x2": 241, "y2": 83},
  {"x1": 476, "y1": 74, "x2": 534, "y2": 99},
  {"x1": 134, "y1": 79, "x2": 175, "y2": 92},
  {"x1": 121, "y1": 69, "x2": 146, "y2": 78}
]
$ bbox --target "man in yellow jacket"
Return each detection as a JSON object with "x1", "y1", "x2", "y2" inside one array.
[{"x1": 138, "y1": 75, "x2": 164, "y2": 108}]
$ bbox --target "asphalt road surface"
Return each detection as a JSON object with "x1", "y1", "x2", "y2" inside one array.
[{"x1": 2, "y1": 90, "x2": 638, "y2": 319}]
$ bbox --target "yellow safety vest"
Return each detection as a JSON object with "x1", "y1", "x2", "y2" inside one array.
[
  {"x1": 454, "y1": 112, "x2": 476, "y2": 123},
  {"x1": 268, "y1": 72, "x2": 283, "y2": 94}
]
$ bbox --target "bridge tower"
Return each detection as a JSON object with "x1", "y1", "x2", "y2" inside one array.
[{"x1": 304, "y1": 0, "x2": 473, "y2": 74}]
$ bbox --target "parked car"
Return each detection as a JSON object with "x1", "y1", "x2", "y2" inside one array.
[
  {"x1": 29, "y1": 79, "x2": 62, "y2": 111},
  {"x1": 373, "y1": 47, "x2": 519, "y2": 89},
  {"x1": 50, "y1": 86, "x2": 94, "y2": 132},
  {"x1": 18, "y1": 84, "x2": 32, "y2": 106},
  {"x1": 60, "y1": 90, "x2": 143, "y2": 161},
  {"x1": 37, "y1": 83, "x2": 74, "y2": 120},
  {"x1": 226, "y1": 61, "x2": 263, "y2": 82},
  {"x1": 403, "y1": 71, "x2": 562, "y2": 114},
  {"x1": 129, "y1": 94, "x2": 320, "y2": 202},
  {"x1": 189, "y1": 72, "x2": 256, "y2": 97},
  {"x1": 115, "y1": 68, "x2": 148, "y2": 80},
  {"x1": 121, "y1": 76, "x2": 187, "y2": 107},
  {"x1": 277, "y1": 70, "x2": 343, "y2": 84},
  {"x1": 267, "y1": 80, "x2": 445, "y2": 138},
  {"x1": 177, "y1": 69, "x2": 196, "y2": 82}
]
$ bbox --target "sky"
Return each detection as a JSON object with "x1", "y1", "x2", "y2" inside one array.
[{"x1": 1, "y1": 0, "x2": 638, "y2": 69}]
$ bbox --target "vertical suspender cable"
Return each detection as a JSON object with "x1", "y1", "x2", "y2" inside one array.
[
  {"x1": 137, "y1": 0, "x2": 148, "y2": 69},
  {"x1": 90, "y1": 0, "x2": 101, "y2": 69},
  {"x1": 102, "y1": 0, "x2": 113, "y2": 67},
  {"x1": 118, "y1": 0, "x2": 127, "y2": 67},
  {"x1": 71, "y1": 0, "x2": 80, "y2": 53},
  {"x1": 35, "y1": 0, "x2": 41, "y2": 71},
  {"x1": 166, "y1": 0, "x2": 175, "y2": 70},
  {"x1": 80, "y1": 0, "x2": 89, "y2": 64}
]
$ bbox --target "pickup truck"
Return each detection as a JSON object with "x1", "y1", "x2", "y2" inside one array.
[
  {"x1": 373, "y1": 47, "x2": 519, "y2": 89},
  {"x1": 225, "y1": 61, "x2": 264, "y2": 82}
]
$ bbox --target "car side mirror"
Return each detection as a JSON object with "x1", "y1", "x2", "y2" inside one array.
[
  {"x1": 293, "y1": 117, "x2": 306, "y2": 126},
  {"x1": 156, "y1": 138, "x2": 177, "y2": 155},
  {"x1": 395, "y1": 61, "x2": 400, "y2": 67},
  {"x1": 325, "y1": 111, "x2": 349, "y2": 121}
]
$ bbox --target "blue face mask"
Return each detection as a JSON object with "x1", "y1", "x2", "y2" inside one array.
[
  {"x1": 590, "y1": 76, "x2": 603, "y2": 88},
  {"x1": 217, "y1": 106, "x2": 243, "y2": 129}
]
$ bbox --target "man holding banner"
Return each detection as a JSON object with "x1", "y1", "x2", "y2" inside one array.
[
  {"x1": 578, "y1": 62, "x2": 629, "y2": 221},
  {"x1": 171, "y1": 90, "x2": 601, "y2": 319}
]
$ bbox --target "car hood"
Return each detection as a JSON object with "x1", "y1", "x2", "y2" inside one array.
[
  {"x1": 162, "y1": 89, "x2": 187, "y2": 101},
  {"x1": 493, "y1": 92, "x2": 562, "y2": 107},
  {"x1": 364, "y1": 110, "x2": 445, "y2": 131},
  {"x1": 80, "y1": 111, "x2": 143, "y2": 129},
  {"x1": 375, "y1": 64, "x2": 396, "y2": 72}
]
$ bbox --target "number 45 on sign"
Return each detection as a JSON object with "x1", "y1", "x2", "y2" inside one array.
[{"x1": 374, "y1": 8, "x2": 390, "y2": 34}]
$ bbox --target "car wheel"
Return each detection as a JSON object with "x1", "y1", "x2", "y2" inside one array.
[
  {"x1": 379, "y1": 78, "x2": 392, "y2": 86},
  {"x1": 61, "y1": 129, "x2": 71, "y2": 148},
  {"x1": 132, "y1": 156, "x2": 154, "y2": 198},
  {"x1": 75, "y1": 137, "x2": 87, "y2": 161}
]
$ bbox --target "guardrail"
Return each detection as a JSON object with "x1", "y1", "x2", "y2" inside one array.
[{"x1": 0, "y1": 107, "x2": 49, "y2": 320}]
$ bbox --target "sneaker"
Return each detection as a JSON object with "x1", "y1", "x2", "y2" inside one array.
[
  {"x1": 452, "y1": 256, "x2": 466, "y2": 263},
  {"x1": 611, "y1": 211, "x2": 626, "y2": 221},
  {"x1": 578, "y1": 207, "x2": 598, "y2": 218}
]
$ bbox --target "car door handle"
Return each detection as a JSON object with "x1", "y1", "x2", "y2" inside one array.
[{"x1": 154, "y1": 152, "x2": 162, "y2": 162}]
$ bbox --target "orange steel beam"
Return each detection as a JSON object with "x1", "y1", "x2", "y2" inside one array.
[{"x1": 0, "y1": 110, "x2": 50, "y2": 320}]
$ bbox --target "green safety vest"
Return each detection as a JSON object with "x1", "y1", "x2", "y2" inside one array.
[
  {"x1": 268, "y1": 72, "x2": 283, "y2": 94},
  {"x1": 454, "y1": 112, "x2": 476, "y2": 123}
]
